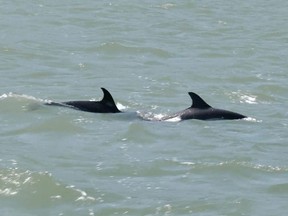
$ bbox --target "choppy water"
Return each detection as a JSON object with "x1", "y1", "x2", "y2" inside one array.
[{"x1": 1, "y1": 1, "x2": 288, "y2": 215}]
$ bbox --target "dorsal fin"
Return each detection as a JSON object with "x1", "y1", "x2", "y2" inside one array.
[
  {"x1": 100, "y1": 88, "x2": 120, "y2": 112},
  {"x1": 188, "y1": 92, "x2": 211, "y2": 109}
]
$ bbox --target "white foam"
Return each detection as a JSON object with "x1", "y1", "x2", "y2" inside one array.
[
  {"x1": 0, "y1": 92, "x2": 43, "y2": 102},
  {"x1": 163, "y1": 116, "x2": 181, "y2": 122},
  {"x1": 240, "y1": 95, "x2": 258, "y2": 104},
  {"x1": 0, "y1": 93, "x2": 9, "y2": 99},
  {"x1": 231, "y1": 91, "x2": 258, "y2": 104},
  {"x1": 116, "y1": 102, "x2": 128, "y2": 111},
  {"x1": 244, "y1": 117, "x2": 262, "y2": 123},
  {"x1": 153, "y1": 113, "x2": 166, "y2": 121}
]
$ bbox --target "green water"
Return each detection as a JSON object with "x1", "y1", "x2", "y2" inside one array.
[{"x1": 1, "y1": 1, "x2": 288, "y2": 215}]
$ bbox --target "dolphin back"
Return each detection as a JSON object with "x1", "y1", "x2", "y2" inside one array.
[{"x1": 45, "y1": 88, "x2": 121, "y2": 113}]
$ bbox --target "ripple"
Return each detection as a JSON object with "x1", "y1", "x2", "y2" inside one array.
[
  {"x1": 230, "y1": 91, "x2": 258, "y2": 104},
  {"x1": 96, "y1": 42, "x2": 173, "y2": 57},
  {"x1": 268, "y1": 183, "x2": 288, "y2": 194},
  {"x1": 177, "y1": 160, "x2": 288, "y2": 173}
]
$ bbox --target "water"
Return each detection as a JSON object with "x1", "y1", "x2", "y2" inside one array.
[{"x1": 1, "y1": 1, "x2": 288, "y2": 215}]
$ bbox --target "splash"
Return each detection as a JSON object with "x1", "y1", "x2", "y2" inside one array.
[
  {"x1": 163, "y1": 116, "x2": 181, "y2": 122},
  {"x1": 244, "y1": 116, "x2": 262, "y2": 123},
  {"x1": 116, "y1": 102, "x2": 128, "y2": 111}
]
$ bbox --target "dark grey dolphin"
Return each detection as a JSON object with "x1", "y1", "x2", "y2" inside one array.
[
  {"x1": 162, "y1": 92, "x2": 246, "y2": 121},
  {"x1": 46, "y1": 88, "x2": 121, "y2": 113}
]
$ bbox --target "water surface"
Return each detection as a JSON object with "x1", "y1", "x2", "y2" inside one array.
[{"x1": 1, "y1": 1, "x2": 288, "y2": 215}]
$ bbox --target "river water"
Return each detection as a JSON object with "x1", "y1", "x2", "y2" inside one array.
[{"x1": 1, "y1": 1, "x2": 288, "y2": 215}]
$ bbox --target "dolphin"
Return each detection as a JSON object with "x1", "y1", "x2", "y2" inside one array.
[
  {"x1": 161, "y1": 92, "x2": 246, "y2": 121},
  {"x1": 45, "y1": 87, "x2": 121, "y2": 113}
]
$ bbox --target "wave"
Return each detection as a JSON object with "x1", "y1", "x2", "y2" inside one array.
[
  {"x1": 176, "y1": 159, "x2": 288, "y2": 174},
  {"x1": 95, "y1": 42, "x2": 173, "y2": 58},
  {"x1": 0, "y1": 165, "x2": 95, "y2": 209},
  {"x1": 0, "y1": 92, "x2": 50, "y2": 112}
]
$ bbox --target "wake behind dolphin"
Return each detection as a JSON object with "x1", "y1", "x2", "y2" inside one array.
[{"x1": 161, "y1": 92, "x2": 246, "y2": 121}]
